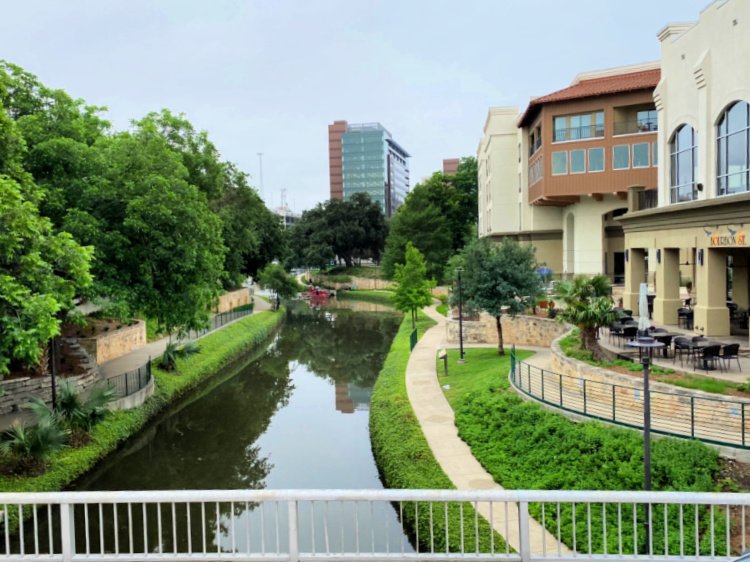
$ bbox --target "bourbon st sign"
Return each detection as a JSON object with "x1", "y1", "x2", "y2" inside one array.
[{"x1": 707, "y1": 226, "x2": 748, "y2": 247}]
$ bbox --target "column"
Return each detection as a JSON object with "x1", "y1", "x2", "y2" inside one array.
[
  {"x1": 694, "y1": 248, "x2": 730, "y2": 336},
  {"x1": 623, "y1": 248, "x2": 646, "y2": 312},
  {"x1": 654, "y1": 248, "x2": 681, "y2": 326}
]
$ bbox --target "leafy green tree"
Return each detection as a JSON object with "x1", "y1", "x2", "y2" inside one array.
[
  {"x1": 554, "y1": 275, "x2": 617, "y2": 360},
  {"x1": 0, "y1": 175, "x2": 93, "y2": 375},
  {"x1": 457, "y1": 238, "x2": 542, "y2": 355},
  {"x1": 258, "y1": 263, "x2": 300, "y2": 300},
  {"x1": 393, "y1": 243, "x2": 434, "y2": 328}
]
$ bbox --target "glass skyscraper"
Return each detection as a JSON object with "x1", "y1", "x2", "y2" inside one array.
[{"x1": 328, "y1": 121, "x2": 410, "y2": 217}]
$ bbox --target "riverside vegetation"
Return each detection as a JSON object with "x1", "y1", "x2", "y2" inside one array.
[
  {"x1": 369, "y1": 313, "x2": 508, "y2": 553},
  {"x1": 439, "y1": 348, "x2": 726, "y2": 555}
]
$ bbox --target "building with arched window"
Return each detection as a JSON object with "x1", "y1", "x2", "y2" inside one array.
[{"x1": 620, "y1": 0, "x2": 750, "y2": 336}]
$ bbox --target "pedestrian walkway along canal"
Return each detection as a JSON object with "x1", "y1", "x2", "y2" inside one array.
[{"x1": 60, "y1": 301, "x2": 412, "y2": 554}]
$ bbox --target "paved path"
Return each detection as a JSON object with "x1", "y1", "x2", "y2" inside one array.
[{"x1": 405, "y1": 306, "x2": 570, "y2": 555}]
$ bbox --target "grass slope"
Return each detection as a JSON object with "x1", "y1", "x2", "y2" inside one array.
[
  {"x1": 0, "y1": 310, "x2": 284, "y2": 500},
  {"x1": 338, "y1": 289, "x2": 395, "y2": 307},
  {"x1": 369, "y1": 312, "x2": 507, "y2": 553},
  {"x1": 439, "y1": 348, "x2": 724, "y2": 555}
]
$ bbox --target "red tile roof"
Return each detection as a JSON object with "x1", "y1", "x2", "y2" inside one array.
[{"x1": 519, "y1": 68, "x2": 661, "y2": 126}]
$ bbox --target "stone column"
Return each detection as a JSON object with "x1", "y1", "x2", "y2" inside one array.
[
  {"x1": 654, "y1": 248, "x2": 681, "y2": 326},
  {"x1": 694, "y1": 248, "x2": 730, "y2": 336},
  {"x1": 732, "y1": 253, "x2": 749, "y2": 310},
  {"x1": 623, "y1": 248, "x2": 646, "y2": 312}
]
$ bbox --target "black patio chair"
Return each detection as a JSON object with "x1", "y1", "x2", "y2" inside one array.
[
  {"x1": 720, "y1": 343, "x2": 741, "y2": 372},
  {"x1": 622, "y1": 326, "x2": 638, "y2": 346},
  {"x1": 609, "y1": 323, "x2": 624, "y2": 345},
  {"x1": 673, "y1": 336, "x2": 692, "y2": 366},
  {"x1": 678, "y1": 308, "x2": 694, "y2": 330},
  {"x1": 693, "y1": 344, "x2": 722, "y2": 372}
]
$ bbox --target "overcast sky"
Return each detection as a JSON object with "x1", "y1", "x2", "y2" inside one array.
[{"x1": 1, "y1": 0, "x2": 708, "y2": 212}]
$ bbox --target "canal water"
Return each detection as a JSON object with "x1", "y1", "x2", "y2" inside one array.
[{"x1": 63, "y1": 301, "x2": 413, "y2": 555}]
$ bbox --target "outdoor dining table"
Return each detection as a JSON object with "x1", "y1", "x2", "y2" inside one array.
[
  {"x1": 650, "y1": 332, "x2": 680, "y2": 357},
  {"x1": 688, "y1": 338, "x2": 728, "y2": 370}
]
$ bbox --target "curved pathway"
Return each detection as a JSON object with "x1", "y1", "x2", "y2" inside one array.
[{"x1": 405, "y1": 306, "x2": 570, "y2": 555}]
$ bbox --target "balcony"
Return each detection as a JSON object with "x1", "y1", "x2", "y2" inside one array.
[
  {"x1": 552, "y1": 124, "x2": 604, "y2": 143},
  {"x1": 0, "y1": 488, "x2": 748, "y2": 561},
  {"x1": 614, "y1": 119, "x2": 658, "y2": 136},
  {"x1": 637, "y1": 189, "x2": 658, "y2": 210}
]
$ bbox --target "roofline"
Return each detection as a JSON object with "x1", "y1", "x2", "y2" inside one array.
[{"x1": 386, "y1": 138, "x2": 410, "y2": 158}]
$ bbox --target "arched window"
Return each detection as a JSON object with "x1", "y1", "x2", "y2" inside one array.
[
  {"x1": 717, "y1": 101, "x2": 750, "y2": 195},
  {"x1": 670, "y1": 125, "x2": 697, "y2": 203}
]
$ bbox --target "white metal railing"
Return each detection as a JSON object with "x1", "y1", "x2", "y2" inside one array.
[{"x1": 0, "y1": 489, "x2": 749, "y2": 561}]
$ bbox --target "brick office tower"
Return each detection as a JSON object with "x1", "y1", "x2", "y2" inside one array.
[{"x1": 328, "y1": 120, "x2": 410, "y2": 217}]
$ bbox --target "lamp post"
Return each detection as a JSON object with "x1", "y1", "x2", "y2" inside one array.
[
  {"x1": 626, "y1": 336, "x2": 664, "y2": 548},
  {"x1": 455, "y1": 267, "x2": 465, "y2": 364}
]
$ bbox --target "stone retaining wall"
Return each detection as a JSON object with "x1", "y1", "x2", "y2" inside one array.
[
  {"x1": 446, "y1": 313, "x2": 568, "y2": 347},
  {"x1": 79, "y1": 320, "x2": 147, "y2": 365},
  {"x1": 0, "y1": 339, "x2": 99, "y2": 416},
  {"x1": 216, "y1": 288, "x2": 252, "y2": 313}
]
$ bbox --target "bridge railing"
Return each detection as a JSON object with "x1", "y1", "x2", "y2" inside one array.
[{"x1": 0, "y1": 489, "x2": 748, "y2": 562}]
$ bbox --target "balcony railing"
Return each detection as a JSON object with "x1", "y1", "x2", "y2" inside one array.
[
  {"x1": 552, "y1": 125, "x2": 604, "y2": 143},
  {"x1": 636, "y1": 189, "x2": 658, "y2": 211},
  {"x1": 614, "y1": 120, "x2": 658, "y2": 136},
  {"x1": 1, "y1": 489, "x2": 749, "y2": 561}
]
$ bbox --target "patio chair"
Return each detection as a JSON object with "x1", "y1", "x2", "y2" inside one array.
[
  {"x1": 678, "y1": 308, "x2": 694, "y2": 330},
  {"x1": 720, "y1": 343, "x2": 741, "y2": 372},
  {"x1": 693, "y1": 344, "x2": 722, "y2": 372},
  {"x1": 609, "y1": 323, "x2": 623, "y2": 345},
  {"x1": 673, "y1": 336, "x2": 692, "y2": 366},
  {"x1": 622, "y1": 326, "x2": 638, "y2": 346},
  {"x1": 649, "y1": 327, "x2": 667, "y2": 334}
]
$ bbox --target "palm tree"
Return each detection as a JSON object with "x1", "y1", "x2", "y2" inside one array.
[
  {"x1": 1, "y1": 399, "x2": 68, "y2": 472},
  {"x1": 56, "y1": 379, "x2": 116, "y2": 434},
  {"x1": 554, "y1": 275, "x2": 618, "y2": 361}
]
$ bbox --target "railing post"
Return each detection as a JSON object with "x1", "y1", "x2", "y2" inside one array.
[
  {"x1": 125, "y1": 371, "x2": 129, "y2": 396},
  {"x1": 612, "y1": 385, "x2": 616, "y2": 421},
  {"x1": 518, "y1": 501, "x2": 531, "y2": 562},
  {"x1": 743, "y1": 403, "x2": 747, "y2": 447},
  {"x1": 288, "y1": 500, "x2": 299, "y2": 562},
  {"x1": 559, "y1": 374, "x2": 563, "y2": 407},
  {"x1": 60, "y1": 503, "x2": 75, "y2": 562},
  {"x1": 541, "y1": 369, "x2": 545, "y2": 401},
  {"x1": 583, "y1": 379, "x2": 587, "y2": 414}
]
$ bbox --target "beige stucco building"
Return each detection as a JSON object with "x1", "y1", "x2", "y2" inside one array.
[
  {"x1": 620, "y1": 0, "x2": 750, "y2": 337},
  {"x1": 478, "y1": 64, "x2": 660, "y2": 282}
]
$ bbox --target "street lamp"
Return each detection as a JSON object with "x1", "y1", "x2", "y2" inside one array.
[
  {"x1": 626, "y1": 335, "x2": 664, "y2": 547},
  {"x1": 455, "y1": 267, "x2": 465, "y2": 364}
]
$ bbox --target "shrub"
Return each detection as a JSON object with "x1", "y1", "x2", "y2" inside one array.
[
  {"x1": 159, "y1": 341, "x2": 201, "y2": 371},
  {"x1": 1, "y1": 399, "x2": 68, "y2": 474}
]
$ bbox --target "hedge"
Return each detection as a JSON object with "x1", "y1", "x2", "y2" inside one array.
[
  {"x1": 369, "y1": 313, "x2": 508, "y2": 553},
  {"x1": 0, "y1": 310, "x2": 285, "y2": 528}
]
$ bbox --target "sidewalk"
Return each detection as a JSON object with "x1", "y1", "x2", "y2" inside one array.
[
  {"x1": 405, "y1": 306, "x2": 570, "y2": 555},
  {"x1": 0, "y1": 296, "x2": 272, "y2": 431}
]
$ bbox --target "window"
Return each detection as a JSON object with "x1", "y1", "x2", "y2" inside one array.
[
  {"x1": 588, "y1": 148, "x2": 604, "y2": 172},
  {"x1": 613, "y1": 145, "x2": 630, "y2": 169},
  {"x1": 637, "y1": 110, "x2": 658, "y2": 132},
  {"x1": 670, "y1": 124, "x2": 697, "y2": 203},
  {"x1": 652, "y1": 142, "x2": 658, "y2": 167},
  {"x1": 529, "y1": 125, "x2": 542, "y2": 157},
  {"x1": 570, "y1": 149, "x2": 585, "y2": 173},
  {"x1": 553, "y1": 111, "x2": 604, "y2": 142},
  {"x1": 633, "y1": 143, "x2": 650, "y2": 168},
  {"x1": 717, "y1": 101, "x2": 750, "y2": 196},
  {"x1": 552, "y1": 151, "x2": 567, "y2": 175}
]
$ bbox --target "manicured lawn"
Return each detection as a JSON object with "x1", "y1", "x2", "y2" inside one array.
[
  {"x1": 337, "y1": 289, "x2": 394, "y2": 306},
  {"x1": 438, "y1": 347, "x2": 724, "y2": 555},
  {"x1": 436, "y1": 303, "x2": 448, "y2": 317}
]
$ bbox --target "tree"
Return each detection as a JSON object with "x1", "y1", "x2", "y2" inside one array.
[
  {"x1": 0, "y1": 175, "x2": 93, "y2": 375},
  {"x1": 258, "y1": 264, "x2": 299, "y2": 300},
  {"x1": 457, "y1": 238, "x2": 542, "y2": 355},
  {"x1": 393, "y1": 243, "x2": 434, "y2": 329},
  {"x1": 554, "y1": 275, "x2": 617, "y2": 361}
]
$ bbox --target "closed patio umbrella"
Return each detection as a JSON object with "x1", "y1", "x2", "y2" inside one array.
[{"x1": 638, "y1": 282, "x2": 650, "y2": 335}]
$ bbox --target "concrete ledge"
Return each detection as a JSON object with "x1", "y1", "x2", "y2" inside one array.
[{"x1": 108, "y1": 377, "x2": 154, "y2": 411}]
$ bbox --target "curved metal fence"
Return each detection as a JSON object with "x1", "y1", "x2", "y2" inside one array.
[{"x1": 509, "y1": 355, "x2": 750, "y2": 450}]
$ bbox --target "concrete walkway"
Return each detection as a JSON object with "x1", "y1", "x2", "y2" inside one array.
[{"x1": 406, "y1": 306, "x2": 570, "y2": 555}]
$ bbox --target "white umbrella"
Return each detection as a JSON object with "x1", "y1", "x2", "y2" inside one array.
[{"x1": 638, "y1": 282, "x2": 650, "y2": 334}]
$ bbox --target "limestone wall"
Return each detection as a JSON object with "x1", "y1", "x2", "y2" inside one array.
[
  {"x1": 79, "y1": 320, "x2": 146, "y2": 365},
  {"x1": 446, "y1": 313, "x2": 568, "y2": 347},
  {"x1": 0, "y1": 339, "x2": 99, "y2": 416},
  {"x1": 216, "y1": 288, "x2": 252, "y2": 313}
]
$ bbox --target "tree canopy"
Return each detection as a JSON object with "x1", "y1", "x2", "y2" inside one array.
[
  {"x1": 456, "y1": 238, "x2": 542, "y2": 355},
  {"x1": 393, "y1": 243, "x2": 434, "y2": 328},
  {"x1": 382, "y1": 157, "x2": 478, "y2": 283}
]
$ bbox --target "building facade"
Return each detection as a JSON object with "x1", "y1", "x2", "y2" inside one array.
[
  {"x1": 478, "y1": 64, "x2": 660, "y2": 281},
  {"x1": 620, "y1": 0, "x2": 750, "y2": 336},
  {"x1": 328, "y1": 121, "x2": 410, "y2": 217},
  {"x1": 442, "y1": 158, "x2": 461, "y2": 176}
]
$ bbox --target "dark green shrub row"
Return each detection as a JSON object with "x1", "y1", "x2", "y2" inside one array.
[
  {"x1": 448, "y1": 348, "x2": 724, "y2": 555},
  {"x1": 0, "y1": 310, "x2": 284, "y2": 528},
  {"x1": 369, "y1": 314, "x2": 508, "y2": 554}
]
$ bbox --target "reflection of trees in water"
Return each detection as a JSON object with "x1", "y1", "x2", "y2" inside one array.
[{"x1": 281, "y1": 303, "x2": 401, "y2": 387}]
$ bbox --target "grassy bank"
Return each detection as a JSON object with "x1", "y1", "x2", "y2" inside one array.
[
  {"x1": 0, "y1": 310, "x2": 284, "y2": 500},
  {"x1": 369, "y1": 313, "x2": 507, "y2": 553},
  {"x1": 338, "y1": 289, "x2": 395, "y2": 307},
  {"x1": 439, "y1": 347, "x2": 724, "y2": 554}
]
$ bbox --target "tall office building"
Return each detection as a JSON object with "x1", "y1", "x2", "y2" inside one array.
[{"x1": 328, "y1": 120, "x2": 410, "y2": 217}]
